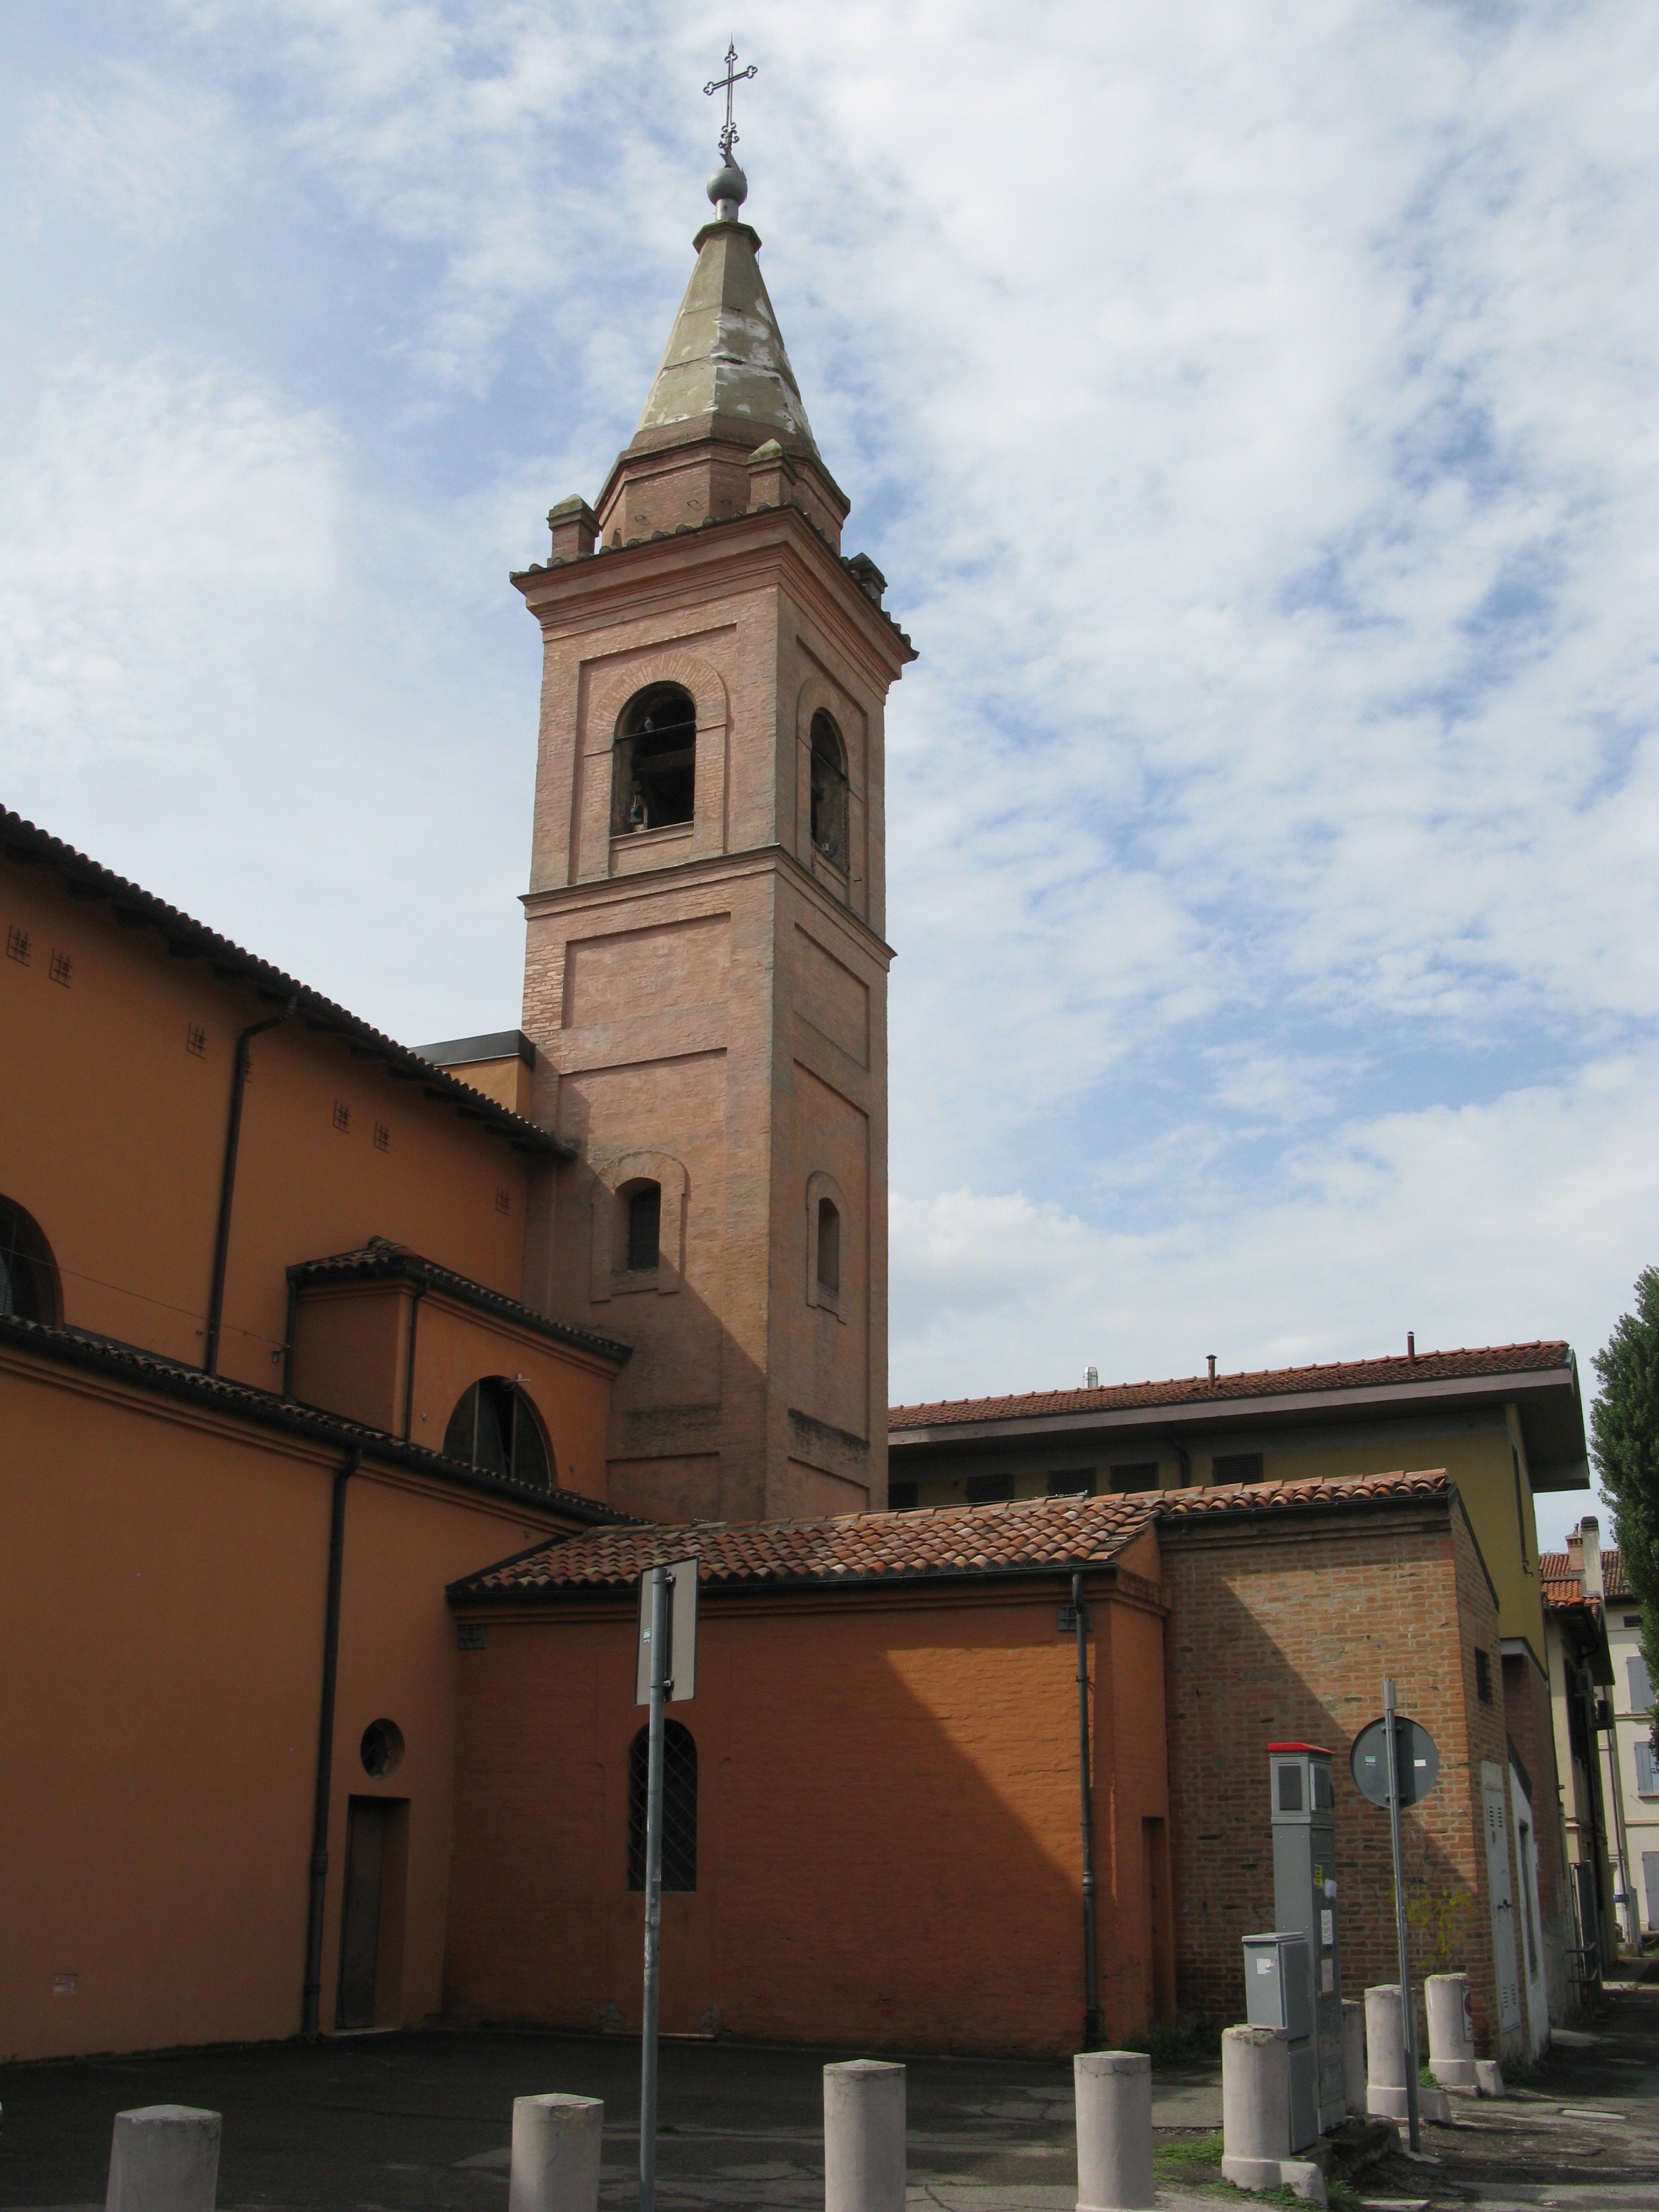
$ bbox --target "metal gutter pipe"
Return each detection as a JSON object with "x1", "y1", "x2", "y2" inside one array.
[
  {"x1": 401, "y1": 1282, "x2": 427, "y2": 1440},
  {"x1": 1073, "y1": 1568, "x2": 1102, "y2": 2046},
  {"x1": 205, "y1": 998, "x2": 296, "y2": 1374},
  {"x1": 302, "y1": 1446, "x2": 360, "y2": 2039}
]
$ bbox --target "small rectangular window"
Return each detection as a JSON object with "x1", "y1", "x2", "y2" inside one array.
[
  {"x1": 332, "y1": 1101, "x2": 350, "y2": 1132},
  {"x1": 1213, "y1": 1452, "x2": 1264, "y2": 1483},
  {"x1": 888, "y1": 1480, "x2": 919, "y2": 1511},
  {"x1": 1110, "y1": 1462, "x2": 1160, "y2": 1492},
  {"x1": 373, "y1": 1120, "x2": 390, "y2": 1152},
  {"x1": 965, "y1": 1473, "x2": 1014, "y2": 1504},
  {"x1": 1636, "y1": 1742, "x2": 1659, "y2": 1798},
  {"x1": 1628, "y1": 1614, "x2": 1645, "y2": 1628},
  {"x1": 625, "y1": 1183, "x2": 659, "y2": 1268},
  {"x1": 49, "y1": 948, "x2": 73, "y2": 986},
  {"x1": 1475, "y1": 1648, "x2": 1492, "y2": 1704},
  {"x1": 495, "y1": 1185, "x2": 512, "y2": 1216},
  {"x1": 456, "y1": 1622, "x2": 488, "y2": 1651},
  {"x1": 1047, "y1": 1469, "x2": 1095, "y2": 1497},
  {"x1": 186, "y1": 1023, "x2": 207, "y2": 1058},
  {"x1": 5, "y1": 924, "x2": 29, "y2": 964}
]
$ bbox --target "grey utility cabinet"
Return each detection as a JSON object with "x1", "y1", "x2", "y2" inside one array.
[{"x1": 1269, "y1": 1742, "x2": 1346, "y2": 2132}]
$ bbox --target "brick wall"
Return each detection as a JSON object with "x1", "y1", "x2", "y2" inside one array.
[{"x1": 1162, "y1": 1496, "x2": 1520, "y2": 2055}]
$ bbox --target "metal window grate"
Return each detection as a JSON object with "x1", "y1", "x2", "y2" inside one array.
[
  {"x1": 49, "y1": 948, "x2": 73, "y2": 986},
  {"x1": 186, "y1": 1024, "x2": 207, "y2": 1058},
  {"x1": 373, "y1": 1121, "x2": 390, "y2": 1151},
  {"x1": 332, "y1": 1101, "x2": 350, "y2": 1132},
  {"x1": 495, "y1": 1185, "x2": 512, "y2": 1214},
  {"x1": 628, "y1": 1720, "x2": 697, "y2": 1892},
  {"x1": 5, "y1": 924, "x2": 29, "y2": 964}
]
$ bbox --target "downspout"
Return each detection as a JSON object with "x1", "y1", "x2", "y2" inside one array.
[
  {"x1": 281, "y1": 1273, "x2": 300, "y2": 1401},
  {"x1": 302, "y1": 1446, "x2": 360, "y2": 2039},
  {"x1": 401, "y1": 1281, "x2": 428, "y2": 1440},
  {"x1": 205, "y1": 998, "x2": 298, "y2": 1374},
  {"x1": 1162, "y1": 1435, "x2": 1191, "y2": 1488},
  {"x1": 1073, "y1": 1568, "x2": 1101, "y2": 2046}
]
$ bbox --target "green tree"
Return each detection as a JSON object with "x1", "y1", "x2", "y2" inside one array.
[{"x1": 1591, "y1": 1267, "x2": 1659, "y2": 1750}]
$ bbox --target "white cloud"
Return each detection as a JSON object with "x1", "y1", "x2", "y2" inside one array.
[{"x1": 24, "y1": 68, "x2": 239, "y2": 242}]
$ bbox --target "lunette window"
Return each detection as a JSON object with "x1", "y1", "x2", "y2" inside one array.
[{"x1": 443, "y1": 1378, "x2": 552, "y2": 1491}]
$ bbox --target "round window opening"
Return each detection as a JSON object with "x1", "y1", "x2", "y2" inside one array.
[{"x1": 360, "y1": 1718, "x2": 405, "y2": 1778}]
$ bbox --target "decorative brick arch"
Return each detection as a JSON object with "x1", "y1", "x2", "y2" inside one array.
[
  {"x1": 590, "y1": 1148, "x2": 688, "y2": 1303},
  {"x1": 805, "y1": 1167, "x2": 848, "y2": 1316},
  {"x1": 587, "y1": 651, "x2": 730, "y2": 747}
]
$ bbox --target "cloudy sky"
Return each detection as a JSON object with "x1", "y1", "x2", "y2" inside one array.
[{"x1": 2, "y1": 2, "x2": 1654, "y2": 1544}]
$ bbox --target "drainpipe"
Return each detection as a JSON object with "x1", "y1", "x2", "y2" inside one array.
[
  {"x1": 401, "y1": 1281, "x2": 427, "y2": 1440},
  {"x1": 281, "y1": 1273, "x2": 300, "y2": 1401},
  {"x1": 1162, "y1": 1435, "x2": 1191, "y2": 1488},
  {"x1": 1073, "y1": 1568, "x2": 1101, "y2": 2046},
  {"x1": 205, "y1": 998, "x2": 297, "y2": 1374},
  {"x1": 302, "y1": 1446, "x2": 360, "y2": 2039}
]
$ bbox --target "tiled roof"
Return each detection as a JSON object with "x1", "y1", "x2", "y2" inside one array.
[
  {"x1": 289, "y1": 1240, "x2": 630, "y2": 1367},
  {"x1": 1540, "y1": 1546, "x2": 1631, "y2": 1603},
  {"x1": 0, "y1": 810, "x2": 569, "y2": 1158},
  {"x1": 452, "y1": 1467, "x2": 1452, "y2": 1602},
  {"x1": 889, "y1": 1344, "x2": 1572, "y2": 1431},
  {"x1": 0, "y1": 1313, "x2": 638, "y2": 1526}
]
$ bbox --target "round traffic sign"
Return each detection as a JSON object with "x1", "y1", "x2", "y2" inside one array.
[{"x1": 1350, "y1": 1715, "x2": 1439, "y2": 1807}]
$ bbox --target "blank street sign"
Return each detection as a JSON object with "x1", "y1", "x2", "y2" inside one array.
[
  {"x1": 635, "y1": 1557, "x2": 699, "y2": 1705},
  {"x1": 1349, "y1": 1715, "x2": 1439, "y2": 1807}
]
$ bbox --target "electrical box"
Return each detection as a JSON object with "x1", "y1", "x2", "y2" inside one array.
[
  {"x1": 1269, "y1": 1742, "x2": 1345, "y2": 2132},
  {"x1": 1242, "y1": 1931, "x2": 1318, "y2": 2150}
]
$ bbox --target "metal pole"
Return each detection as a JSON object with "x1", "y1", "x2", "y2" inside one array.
[
  {"x1": 1384, "y1": 1678, "x2": 1420, "y2": 2152},
  {"x1": 640, "y1": 1567, "x2": 670, "y2": 2212},
  {"x1": 1073, "y1": 1570, "x2": 1101, "y2": 2045}
]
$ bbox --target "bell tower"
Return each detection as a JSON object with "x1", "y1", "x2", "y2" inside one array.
[{"x1": 514, "y1": 146, "x2": 914, "y2": 1526}]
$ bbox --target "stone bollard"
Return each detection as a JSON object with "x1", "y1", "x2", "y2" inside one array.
[
  {"x1": 106, "y1": 2105, "x2": 221, "y2": 2212},
  {"x1": 1221, "y1": 2026, "x2": 1328, "y2": 2204},
  {"x1": 1425, "y1": 1973, "x2": 1477, "y2": 2093},
  {"x1": 508, "y1": 2093, "x2": 603, "y2": 2212},
  {"x1": 1364, "y1": 1984, "x2": 1408, "y2": 2121},
  {"x1": 1365, "y1": 1983, "x2": 1453, "y2": 2127},
  {"x1": 824, "y1": 2060, "x2": 905, "y2": 2212},
  {"x1": 1340, "y1": 1999, "x2": 1366, "y2": 2117},
  {"x1": 1073, "y1": 2051, "x2": 1155, "y2": 2212}
]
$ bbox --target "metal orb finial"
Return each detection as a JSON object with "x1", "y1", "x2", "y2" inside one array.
[{"x1": 707, "y1": 161, "x2": 748, "y2": 221}]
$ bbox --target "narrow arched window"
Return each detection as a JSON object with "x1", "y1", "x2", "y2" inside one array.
[
  {"x1": 809, "y1": 711, "x2": 848, "y2": 866},
  {"x1": 816, "y1": 1197, "x2": 840, "y2": 1297},
  {"x1": 0, "y1": 1197, "x2": 60, "y2": 1325},
  {"x1": 614, "y1": 684, "x2": 696, "y2": 833},
  {"x1": 443, "y1": 1377, "x2": 552, "y2": 1491},
  {"x1": 623, "y1": 1181, "x2": 661, "y2": 1271},
  {"x1": 628, "y1": 1721, "x2": 697, "y2": 1892}
]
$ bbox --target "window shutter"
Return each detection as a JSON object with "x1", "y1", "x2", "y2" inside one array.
[
  {"x1": 1636, "y1": 1742, "x2": 1659, "y2": 1797},
  {"x1": 1631, "y1": 1656, "x2": 1655, "y2": 1711}
]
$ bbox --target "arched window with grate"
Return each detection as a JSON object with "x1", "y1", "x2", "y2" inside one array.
[
  {"x1": 614, "y1": 684, "x2": 697, "y2": 833},
  {"x1": 622, "y1": 1179, "x2": 661, "y2": 1272},
  {"x1": 0, "y1": 1197, "x2": 60, "y2": 1325},
  {"x1": 808, "y1": 710, "x2": 848, "y2": 866},
  {"x1": 443, "y1": 1376, "x2": 552, "y2": 1491},
  {"x1": 816, "y1": 1197, "x2": 840, "y2": 1297},
  {"x1": 627, "y1": 1720, "x2": 698, "y2": 1892}
]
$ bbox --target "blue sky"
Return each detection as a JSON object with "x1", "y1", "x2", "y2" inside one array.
[{"x1": 2, "y1": 2, "x2": 1655, "y2": 1547}]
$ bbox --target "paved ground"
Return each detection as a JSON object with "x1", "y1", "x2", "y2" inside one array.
[{"x1": 0, "y1": 1975, "x2": 1652, "y2": 2211}]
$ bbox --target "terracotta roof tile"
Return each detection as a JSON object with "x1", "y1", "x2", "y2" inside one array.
[
  {"x1": 888, "y1": 1343, "x2": 1572, "y2": 1431},
  {"x1": 453, "y1": 1467, "x2": 1452, "y2": 1601},
  {"x1": 1541, "y1": 1545, "x2": 1631, "y2": 1604},
  {"x1": 289, "y1": 1239, "x2": 630, "y2": 1366}
]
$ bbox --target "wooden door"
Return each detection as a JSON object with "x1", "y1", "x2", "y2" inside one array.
[{"x1": 337, "y1": 1797, "x2": 389, "y2": 2030}]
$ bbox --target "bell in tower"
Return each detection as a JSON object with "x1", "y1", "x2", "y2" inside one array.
[{"x1": 514, "y1": 93, "x2": 916, "y2": 1526}]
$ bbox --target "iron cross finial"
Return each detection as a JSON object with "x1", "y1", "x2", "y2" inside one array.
[{"x1": 704, "y1": 41, "x2": 756, "y2": 167}]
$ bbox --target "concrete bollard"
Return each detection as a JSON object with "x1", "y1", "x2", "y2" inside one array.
[
  {"x1": 1340, "y1": 1999, "x2": 1366, "y2": 2116},
  {"x1": 1474, "y1": 2057, "x2": 1506, "y2": 2098},
  {"x1": 1073, "y1": 2050, "x2": 1155, "y2": 2212},
  {"x1": 824, "y1": 2060, "x2": 905, "y2": 2212},
  {"x1": 1364, "y1": 1984, "x2": 1408, "y2": 2121},
  {"x1": 106, "y1": 2105, "x2": 220, "y2": 2212},
  {"x1": 1425, "y1": 1973, "x2": 1477, "y2": 2093},
  {"x1": 1221, "y1": 2026, "x2": 1326, "y2": 2203},
  {"x1": 508, "y1": 2093, "x2": 603, "y2": 2212}
]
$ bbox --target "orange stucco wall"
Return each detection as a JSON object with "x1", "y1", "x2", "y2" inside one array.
[
  {"x1": 444, "y1": 1532, "x2": 1171, "y2": 2057},
  {"x1": 0, "y1": 1349, "x2": 570, "y2": 2062},
  {"x1": 0, "y1": 857, "x2": 539, "y2": 1392}
]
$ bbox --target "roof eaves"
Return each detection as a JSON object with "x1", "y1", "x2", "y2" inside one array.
[
  {"x1": 286, "y1": 1244, "x2": 632, "y2": 1368},
  {"x1": 0, "y1": 1313, "x2": 640, "y2": 1525},
  {"x1": 1, "y1": 811, "x2": 573, "y2": 1160},
  {"x1": 449, "y1": 1550, "x2": 1130, "y2": 1606}
]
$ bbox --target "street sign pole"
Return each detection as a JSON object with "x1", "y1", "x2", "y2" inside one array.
[
  {"x1": 639, "y1": 1564, "x2": 670, "y2": 2212},
  {"x1": 1383, "y1": 1677, "x2": 1421, "y2": 2154}
]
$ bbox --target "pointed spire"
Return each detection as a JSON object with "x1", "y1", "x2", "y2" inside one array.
[{"x1": 631, "y1": 187, "x2": 819, "y2": 461}]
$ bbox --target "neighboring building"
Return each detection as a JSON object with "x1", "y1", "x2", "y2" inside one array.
[
  {"x1": 446, "y1": 1469, "x2": 1533, "y2": 2060},
  {"x1": 1544, "y1": 1523, "x2": 1652, "y2": 1951}
]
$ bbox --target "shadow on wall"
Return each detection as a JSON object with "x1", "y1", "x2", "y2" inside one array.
[
  {"x1": 1164, "y1": 1534, "x2": 1505, "y2": 2049},
  {"x1": 442, "y1": 1588, "x2": 1163, "y2": 2057}
]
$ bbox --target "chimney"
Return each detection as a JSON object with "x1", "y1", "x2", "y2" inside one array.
[
  {"x1": 1084, "y1": 1366, "x2": 1099, "y2": 1390},
  {"x1": 1206, "y1": 1354, "x2": 1217, "y2": 1382},
  {"x1": 1407, "y1": 1331, "x2": 1416, "y2": 1360},
  {"x1": 1580, "y1": 1516, "x2": 1604, "y2": 1603}
]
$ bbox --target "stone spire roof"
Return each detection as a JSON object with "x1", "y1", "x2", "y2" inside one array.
[{"x1": 628, "y1": 213, "x2": 819, "y2": 462}]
